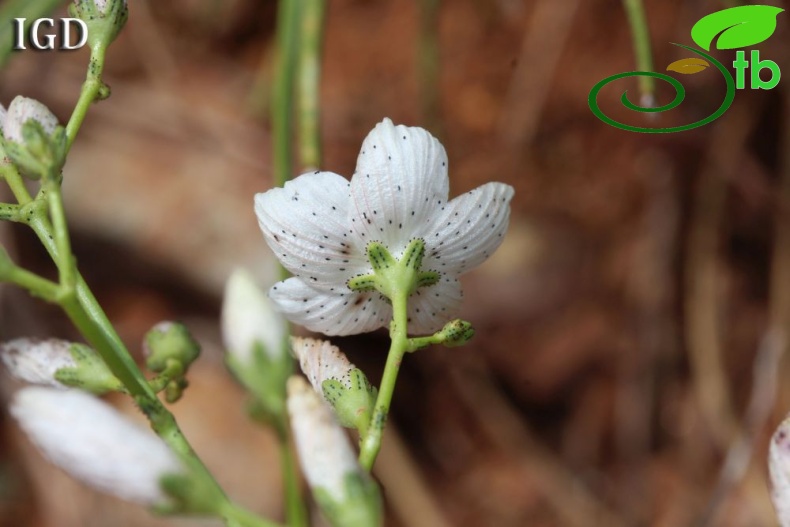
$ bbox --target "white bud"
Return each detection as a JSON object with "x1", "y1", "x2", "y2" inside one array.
[
  {"x1": 291, "y1": 337, "x2": 355, "y2": 394},
  {"x1": 287, "y1": 376, "x2": 361, "y2": 502},
  {"x1": 1, "y1": 338, "x2": 76, "y2": 388},
  {"x1": 770, "y1": 416, "x2": 790, "y2": 526},
  {"x1": 11, "y1": 387, "x2": 184, "y2": 506},
  {"x1": 222, "y1": 268, "x2": 286, "y2": 363},
  {"x1": 1, "y1": 96, "x2": 58, "y2": 144},
  {"x1": 0, "y1": 103, "x2": 7, "y2": 127}
]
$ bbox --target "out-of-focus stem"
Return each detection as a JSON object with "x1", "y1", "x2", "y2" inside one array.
[
  {"x1": 297, "y1": 0, "x2": 325, "y2": 170},
  {"x1": 622, "y1": 0, "x2": 655, "y2": 105},
  {"x1": 272, "y1": 0, "x2": 301, "y2": 188},
  {"x1": 418, "y1": 0, "x2": 441, "y2": 133}
]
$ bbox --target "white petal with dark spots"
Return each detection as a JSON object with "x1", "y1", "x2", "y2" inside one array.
[{"x1": 269, "y1": 277, "x2": 391, "y2": 336}]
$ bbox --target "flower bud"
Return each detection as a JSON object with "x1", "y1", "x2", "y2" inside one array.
[
  {"x1": 70, "y1": 0, "x2": 128, "y2": 47},
  {"x1": 222, "y1": 269, "x2": 292, "y2": 416},
  {"x1": 287, "y1": 377, "x2": 381, "y2": 527},
  {"x1": 770, "y1": 416, "x2": 790, "y2": 526},
  {"x1": 0, "y1": 96, "x2": 64, "y2": 179},
  {"x1": 143, "y1": 322, "x2": 200, "y2": 373},
  {"x1": 437, "y1": 319, "x2": 475, "y2": 347},
  {"x1": 291, "y1": 337, "x2": 376, "y2": 431},
  {"x1": 1, "y1": 338, "x2": 122, "y2": 394},
  {"x1": 1, "y1": 96, "x2": 57, "y2": 144},
  {"x1": 11, "y1": 386, "x2": 184, "y2": 506},
  {"x1": 222, "y1": 268, "x2": 287, "y2": 364}
]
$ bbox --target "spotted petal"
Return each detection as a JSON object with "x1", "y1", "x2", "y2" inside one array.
[
  {"x1": 407, "y1": 275, "x2": 463, "y2": 334},
  {"x1": 269, "y1": 277, "x2": 392, "y2": 336},
  {"x1": 348, "y1": 118, "x2": 449, "y2": 254},
  {"x1": 255, "y1": 171, "x2": 366, "y2": 289},
  {"x1": 418, "y1": 182, "x2": 514, "y2": 275}
]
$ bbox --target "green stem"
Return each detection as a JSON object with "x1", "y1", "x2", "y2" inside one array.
[
  {"x1": 278, "y1": 422, "x2": 309, "y2": 527},
  {"x1": 297, "y1": 0, "x2": 325, "y2": 170},
  {"x1": 622, "y1": 0, "x2": 655, "y2": 104},
  {"x1": 359, "y1": 290, "x2": 409, "y2": 471},
  {"x1": 220, "y1": 502, "x2": 284, "y2": 527},
  {"x1": 25, "y1": 214, "x2": 231, "y2": 508},
  {"x1": 272, "y1": 0, "x2": 301, "y2": 188},
  {"x1": 0, "y1": 261, "x2": 60, "y2": 301},
  {"x1": 417, "y1": 0, "x2": 441, "y2": 133},
  {"x1": 65, "y1": 42, "x2": 108, "y2": 151},
  {"x1": 43, "y1": 174, "x2": 76, "y2": 290},
  {"x1": 1, "y1": 149, "x2": 33, "y2": 205},
  {"x1": 0, "y1": 202, "x2": 21, "y2": 222}
]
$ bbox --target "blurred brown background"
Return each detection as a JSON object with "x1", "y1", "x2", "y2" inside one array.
[{"x1": 1, "y1": 0, "x2": 789, "y2": 525}]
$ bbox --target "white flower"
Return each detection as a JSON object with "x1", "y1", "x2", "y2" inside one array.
[
  {"x1": 1, "y1": 338, "x2": 76, "y2": 388},
  {"x1": 11, "y1": 387, "x2": 184, "y2": 506},
  {"x1": 287, "y1": 376, "x2": 362, "y2": 501},
  {"x1": 1, "y1": 96, "x2": 58, "y2": 144},
  {"x1": 255, "y1": 118, "x2": 514, "y2": 336},
  {"x1": 221, "y1": 268, "x2": 287, "y2": 363},
  {"x1": 291, "y1": 336, "x2": 355, "y2": 395},
  {"x1": 771, "y1": 416, "x2": 790, "y2": 526}
]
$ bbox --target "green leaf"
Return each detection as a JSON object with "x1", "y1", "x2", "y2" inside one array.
[{"x1": 691, "y1": 6, "x2": 784, "y2": 51}]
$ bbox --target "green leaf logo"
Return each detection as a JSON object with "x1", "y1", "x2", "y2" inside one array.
[
  {"x1": 667, "y1": 57, "x2": 710, "y2": 74},
  {"x1": 691, "y1": 5, "x2": 784, "y2": 51}
]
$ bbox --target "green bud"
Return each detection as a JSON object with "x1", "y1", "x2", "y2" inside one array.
[
  {"x1": 437, "y1": 319, "x2": 475, "y2": 347},
  {"x1": 54, "y1": 343, "x2": 124, "y2": 394},
  {"x1": 322, "y1": 369, "x2": 377, "y2": 431},
  {"x1": 292, "y1": 337, "x2": 376, "y2": 432},
  {"x1": 313, "y1": 474, "x2": 383, "y2": 527},
  {"x1": 69, "y1": 0, "x2": 129, "y2": 48},
  {"x1": 144, "y1": 322, "x2": 200, "y2": 373}
]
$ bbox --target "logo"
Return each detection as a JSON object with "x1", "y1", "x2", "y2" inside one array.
[
  {"x1": 12, "y1": 18, "x2": 88, "y2": 51},
  {"x1": 589, "y1": 5, "x2": 784, "y2": 133}
]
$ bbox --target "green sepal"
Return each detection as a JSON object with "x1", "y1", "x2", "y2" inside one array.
[
  {"x1": 313, "y1": 473, "x2": 383, "y2": 527},
  {"x1": 54, "y1": 343, "x2": 124, "y2": 394},
  {"x1": 3, "y1": 122, "x2": 67, "y2": 180},
  {"x1": 321, "y1": 368, "x2": 377, "y2": 431},
  {"x1": 145, "y1": 323, "x2": 200, "y2": 373},
  {"x1": 69, "y1": 0, "x2": 129, "y2": 49},
  {"x1": 155, "y1": 467, "x2": 225, "y2": 516}
]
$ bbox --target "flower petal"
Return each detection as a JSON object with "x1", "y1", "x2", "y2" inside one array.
[
  {"x1": 12, "y1": 387, "x2": 183, "y2": 506},
  {"x1": 418, "y1": 182, "x2": 514, "y2": 275},
  {"x1": 291, "y1": 337, "x2": 356, "y2": 393},
  {"x1": 270, "y1": 277, "x2": 391, "y2": 336},
  {"x1": 348, "y1": 118, "x2": 449, "y2": 253},
  {"x1": 407, "y1": 275, "x2": 463, "y2": 334},
  {"x1": 255, "y1": 171, "x2": 367, "y2": 289}
]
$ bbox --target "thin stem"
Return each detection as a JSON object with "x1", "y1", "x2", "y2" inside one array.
[
  {"x1": 43, "y1": 174, "x2": 76, "y2": 290},
  {"x1": 417, "y1": 0, "x2": 441, "y2": 133},
  {"x1": 65, "y1": 43, "x2": 108, "y2": 151},
  {"x1": 359, "y1": 290, "x2": 409, "y2": 470},
  {"x1": 297, "y1": 0, "x2": 325, "y2": 170},
  {"x1": 220, "y1": 501, "x2": 284, "y2": 527},
  {"x1": 622, "y1": 0, "x2": 655, "y2": 105},
  {"x1": 0, "y1": 149, "x2": 33, "y2": 205},
  {"x1": 272, "y1": 0, "x2": 301, "y2": 188},
  {"x1": 0, "y1": 262, "x2": 60, "y2": 301},
  {"x1": 0, "y1": 202, "x2": 22, "y2": 222},
  {"x1": 278, "y1": 423, "x2": 309, "y2": 527}
]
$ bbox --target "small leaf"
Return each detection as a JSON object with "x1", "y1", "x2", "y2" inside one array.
[
  {"x1": 691, "y1": 5, "x2": 784, "y2": 51},
  {"x1": 666, "y1": 57, "x2": 710, "y2": 74}
]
